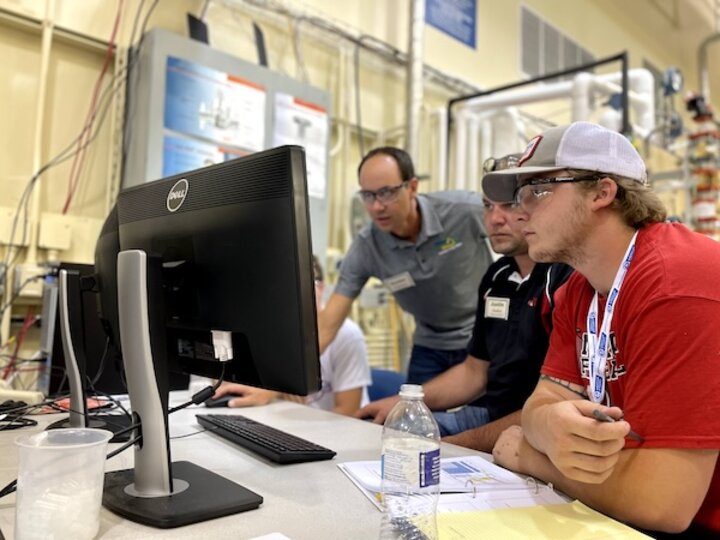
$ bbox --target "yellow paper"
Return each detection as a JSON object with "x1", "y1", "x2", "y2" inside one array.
[{"x1": 438, "y1": 500, "x2": 653, "y2": 539}]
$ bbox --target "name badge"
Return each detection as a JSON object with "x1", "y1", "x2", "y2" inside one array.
[
  {"x1": 383, "y1": 272, "x2": 416, "y2": 293},
  {"x1": 485, "y1": 297, "x2": 510, "y2": 320}
]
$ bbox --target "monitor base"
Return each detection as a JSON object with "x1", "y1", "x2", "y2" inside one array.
[{"x1": 102, "y1": 461, "x2": 263, "y2": 528}]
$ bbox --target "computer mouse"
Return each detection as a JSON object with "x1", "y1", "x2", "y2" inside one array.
[{"x1": 204, "y1": 394, "x2": 240, "y2": 408}]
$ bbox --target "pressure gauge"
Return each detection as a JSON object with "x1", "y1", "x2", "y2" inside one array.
[{"x1": 662, "y1": 67, "x2": 683, "y2": 96}]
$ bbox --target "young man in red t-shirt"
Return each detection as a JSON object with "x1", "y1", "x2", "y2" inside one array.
[{"x1": 483, "y1": 121, "x2": 720, "y2": 538}]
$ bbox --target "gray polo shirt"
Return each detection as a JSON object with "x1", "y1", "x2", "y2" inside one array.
[{"x1": 335, "y1": 191, "x2": 491, "y2": 350}]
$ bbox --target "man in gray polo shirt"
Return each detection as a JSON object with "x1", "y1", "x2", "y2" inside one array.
[{"x1": 318, "y1": 146, "x2": 493, "y2": 384}]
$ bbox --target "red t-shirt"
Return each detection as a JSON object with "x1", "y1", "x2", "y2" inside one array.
[{"x1": 542, "y1": 222, "x2": 720, "y2": 532}]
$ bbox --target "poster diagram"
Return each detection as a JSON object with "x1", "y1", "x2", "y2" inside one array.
[
  {"x1": 163, "y1": 135, "x2": 248, "y2": 177},
  {"x1": 164, "y1": 56, "x2": 266, "y2": 152},
  {"x1": 273, "y1": 93, "x2": 328, "y2": 199}
]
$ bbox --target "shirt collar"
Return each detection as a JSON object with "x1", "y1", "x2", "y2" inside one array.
[{"x1": 386, "y1": 195, "x2": 443, "y2": 249}]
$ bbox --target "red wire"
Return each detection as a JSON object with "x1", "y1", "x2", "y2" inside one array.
[
  {"x1": 2, "y1": 307, "x2": 37, "y2": 380},
  {"x1": 62, "y1": 0, "x2": 124, "y2": 214}
]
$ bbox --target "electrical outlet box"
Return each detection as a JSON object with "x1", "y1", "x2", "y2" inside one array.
[
  {"x1": 0, "y1": 206, "x2": 28, "y2": 247},
  {"x1": 14, "y1": 264, "x2": 47, "y2": 298},
  {"x1": 39, "y1": 212, "x2": 73, "y2": 251}
]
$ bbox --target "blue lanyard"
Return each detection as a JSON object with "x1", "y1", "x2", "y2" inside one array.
[{"x1": 586, "y1": 231, "x2": 638, "y2": 403}]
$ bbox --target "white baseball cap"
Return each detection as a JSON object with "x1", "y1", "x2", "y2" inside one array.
[{"x1": 482, "y1": 122, "x2": 647, "y2": 203}]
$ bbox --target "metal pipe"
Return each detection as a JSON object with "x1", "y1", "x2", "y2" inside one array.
[
  {"x1": 405, "y1": 0, "x2": 425, "y2": 162},
  {"x1": 431, "y1": 107, "x2": 448, "y2": 191},
  {"x1": 25, "y1": 0, "x2": 55, "y2": 265},
  {"x1": 218, "y1": 0, "x2": 479, "y2": 96},
  {"x1": 460, "y1": 80, "x2": 574, "y2": 111},
  {"x1": 453, "y1": 111, "x2": 468, "y2": 190},
  {"x1": 699, "y1": 32, "x2": 720, "y2": 102},
  {"x1": 446, "y1": 52, "x2": 629, "y2": 178}
]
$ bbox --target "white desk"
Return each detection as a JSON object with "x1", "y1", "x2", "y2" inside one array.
[{"x1": 0, "y1": 393, "x2": 480, "y2": 540}]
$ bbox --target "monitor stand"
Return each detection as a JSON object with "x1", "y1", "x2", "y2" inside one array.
[
  {"x1": 102, "y1": 249, "x2": 262, "y2": 528},
  {"x1": 46, "y1": 269, "x2": 132, "y2": 442}
]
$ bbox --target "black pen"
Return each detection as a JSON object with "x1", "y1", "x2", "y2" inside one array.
[{"x1": 591, "y1": 409, "x2": 645, "y2": 443}]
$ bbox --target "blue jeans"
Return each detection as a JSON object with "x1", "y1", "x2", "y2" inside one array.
[
  {"x1": 433, "y1": 406, "x2": 490, "y2": 437},
  {"x1": 406, "y1": 345, "x2": 467, "y2": 385}
]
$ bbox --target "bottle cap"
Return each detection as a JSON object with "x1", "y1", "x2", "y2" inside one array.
[{"x1": 399, "y1": 384, "x2": 424, "y2": 398}]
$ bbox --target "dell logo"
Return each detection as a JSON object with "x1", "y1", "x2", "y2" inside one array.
[{"x1": 167, "y1": 179, "x2": 189, "y2": 212}]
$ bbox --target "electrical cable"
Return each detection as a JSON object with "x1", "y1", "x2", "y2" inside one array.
[
  {"x1": 108, "y1": 420, "x2": 141, "y2": 440},
  {"x1": 1, "y1": 0, "x2": 158, "y2": 280},
  {"x1": 121, "y1": 0, "x2": 159, "y2": 172},
  {"x1": 170, "y1": 427, "x2": 213, "y2": 440},
  {"x1": 85, "y1": 386, "x2": 132, "y2": 422},
  {"x1": 168, "y1": 363, "x2": 227, "y2": 414},
  {"x1": 0, "y1": 416, "x2": 38, "y2": 431},
  {"x1": 106, "y1": 435, "x2": 141, "y2": 460},
  {"x1": 0, "y1": 394, "x2": 70, "y2": 417},
  {"x1": 291, "y1": 17, "x2": 309, "y2": 83},
  {"x1": 90, "y1": 337, "x2": 111, "y2": 386},
  {"x1": 0, "y1": 479, "x2": 16, "y2": 499},
  {"x1": 2, "y1": 307, "x2": 38, "y2": 381},
  {"x1": 0, "y1": 2, "x2": 158, "y2": 352},
  {"x1": 0, "y1": 274, "x2": 49, "y2": 321},
  {"x1": 62, "y1": 0, "x2": 125, "y2": 214}
]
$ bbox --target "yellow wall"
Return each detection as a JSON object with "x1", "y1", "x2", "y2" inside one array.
[{"x1": 0, "y1": 0, "x2": 716, "y2": 263}]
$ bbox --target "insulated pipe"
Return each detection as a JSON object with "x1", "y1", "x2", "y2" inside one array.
[
  {"x1": 479, "y1": 119, "x2": 493, "y2": 192},
  {"x1": 454, "y1": 110, "x2": 469, "y2": 191},
  {"x1": 460, "y1": 81, "x2": 575, "y2": 112},
  {"x1": 490, "y1": 107, "x2": 524, "y2": 160},
  {"x1": 455, "y1": 108, "x2": 521, "y2": 190},
  {"x1": 452, "y1": 68, "x2": 653, "y2": 191},
  {"x1": 430, "y1": 107, "x2": 448, "y2": 191},
  {"x1": 405, "y1": 0, "x2": 425, "y2": 162},
  {"x1": 447, "y1": 53, "x2": 629, "y2": 179},
  {"x1": 571, "y1": 72, "x2": 593, "y2": 121},
  {"x1": 593, "y1": 69, "x2": 655, "y2": 132},
  {"x1": 699, "y1": 32, "x2": 720, "y2": 103},
  {"x1": 466, "y1": 115, "x2": 481, "y2": 191},
  {"x1": 27, "y1": 0, "x2": 55, "y2": 265}
]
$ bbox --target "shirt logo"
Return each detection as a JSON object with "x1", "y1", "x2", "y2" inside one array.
[
  {"x1": 436, "y1": 237, "x2": 463, "y2": 255},
  {"x1": 578, "y1": 330, "x2": 626, "y2": 386}
]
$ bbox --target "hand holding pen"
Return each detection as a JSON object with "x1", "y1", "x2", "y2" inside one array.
[{"x1": 592, "y1": 409, "x2": 645, "y2": 443}]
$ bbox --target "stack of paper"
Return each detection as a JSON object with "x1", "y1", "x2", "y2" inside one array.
[{"x1": 338, "y1": 456, "x2": 566, "y2": 512}]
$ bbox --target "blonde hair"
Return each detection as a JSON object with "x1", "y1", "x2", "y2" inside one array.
[{"x1": 574, "y1": 172, "x2": 667, "y2": 227}]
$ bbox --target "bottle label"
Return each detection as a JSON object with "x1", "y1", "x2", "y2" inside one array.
[
  {"x1": 420, "y1": 447, "x2": 440, "y2": 487},
  {"x1": 381, "y1": 446, "x2": 440, "y2": 488}
]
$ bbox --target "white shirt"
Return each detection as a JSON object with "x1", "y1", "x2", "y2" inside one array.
[{"x1": 307, "y1": 318, "x2": 371, "y2": 412}]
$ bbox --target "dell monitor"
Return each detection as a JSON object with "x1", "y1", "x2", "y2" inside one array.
[{"x1": 97, "y1": 145, "x2": 320, "y2": 527}]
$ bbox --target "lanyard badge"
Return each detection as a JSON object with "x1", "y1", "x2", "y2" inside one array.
[{"x1": 586, "y1": 231, "x2": 638, "y2": 403}]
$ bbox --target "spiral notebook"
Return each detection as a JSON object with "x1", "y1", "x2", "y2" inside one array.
[{"x1": 338, "y1": 455, "x2": 566, "y2": 512}]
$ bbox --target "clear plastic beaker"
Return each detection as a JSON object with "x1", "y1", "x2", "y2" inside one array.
[{"x1": 14, "y1": 428, "x2": 112, "y2": 540}]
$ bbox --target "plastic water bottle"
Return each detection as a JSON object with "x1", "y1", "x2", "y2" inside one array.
[{"x1": 379, "y1": 384, "x2": 441, "y2": 540}]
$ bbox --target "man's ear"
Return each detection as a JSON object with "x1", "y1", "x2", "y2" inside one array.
[
  {"x1": 590, "y1": 177, "x2": 618, "y2": 210},
  {"x1": 407, "y1": 177, "x2": 420, "y2": 196}
]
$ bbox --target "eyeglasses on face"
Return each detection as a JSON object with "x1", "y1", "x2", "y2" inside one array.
[
  {"x1": 358, "y1": 181, "x2": 408, "y2": 204},
  {"x1": 483, "y1": 200, "x2": 522, "y2": 212},
  {"x1": 513, "y1": 175, "x2": 602, "y2": 209}
]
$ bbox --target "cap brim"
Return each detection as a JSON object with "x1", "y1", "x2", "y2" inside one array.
[{"x1": 481, "y1": 165, "x2": 565, "y2": 202}]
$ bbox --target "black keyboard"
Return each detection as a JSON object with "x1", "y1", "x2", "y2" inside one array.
[{"x1": 196, "y1": 413, "x2": 337, "y2": 464}]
